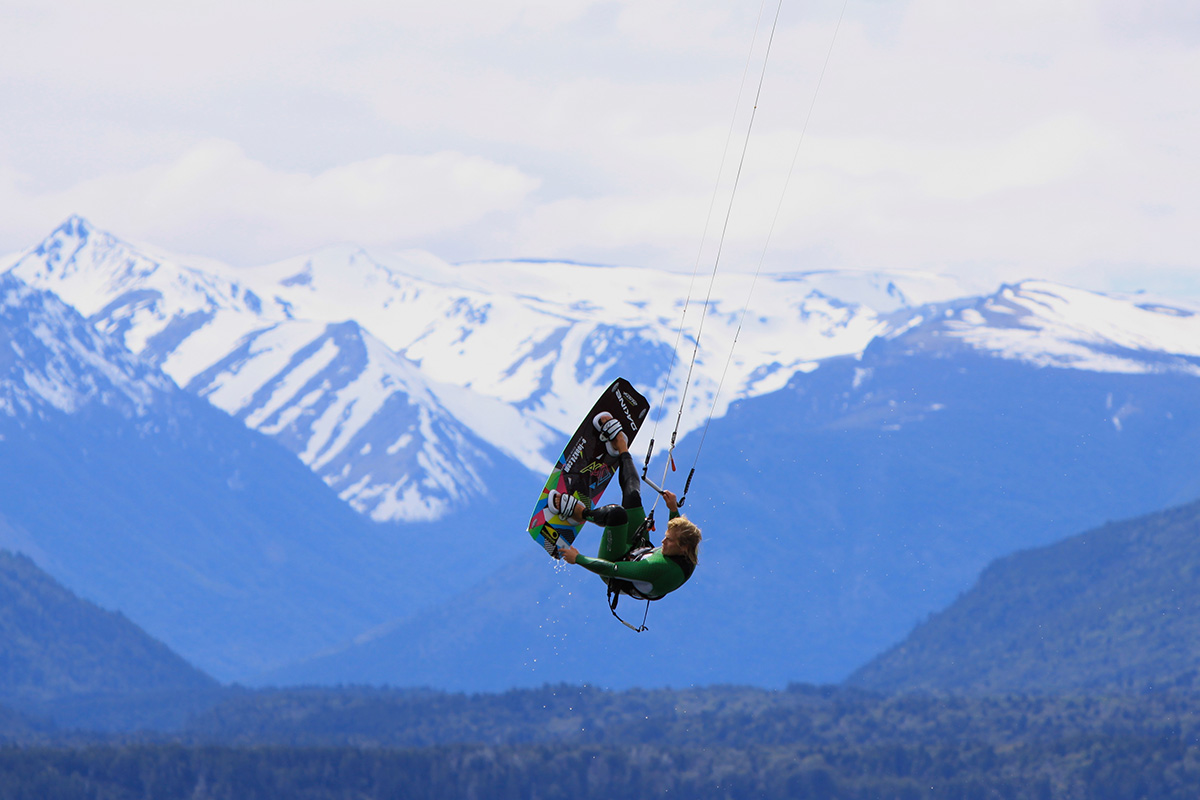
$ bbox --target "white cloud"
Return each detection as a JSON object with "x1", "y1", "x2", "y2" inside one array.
[
  {"x1": 0, "y1": 141, "x2": 539, "y2": 263},
  {"x1": 0, "y1": 0, "x2": 1198, "y2": 295}
]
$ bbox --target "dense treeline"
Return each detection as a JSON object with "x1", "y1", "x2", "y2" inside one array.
[
  {"x1": 5, "y1": 684, "x2": 1200, "y2": 796},
  {"x1": 179, "y1": 683, "x2": 1200, "y2": 751},
  {"x1": 3, "y1": 733, "x2": 1200, "y2": 799}
]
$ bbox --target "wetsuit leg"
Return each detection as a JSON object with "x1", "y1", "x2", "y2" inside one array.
[
  {"x1": 597, "y1": 452, "x2": 645, "y2": 561},
  {"x1": 617, "y1": 451, "x2": 641, "y2": 509},
  {"x1": 586, "y1": 504, "x2": 627, "y2": 527}
]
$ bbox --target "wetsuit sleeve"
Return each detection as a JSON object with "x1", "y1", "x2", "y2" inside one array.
[
  {"x1": 575, "y1": 550, "x2": 689, "y2": 598},
  {"x1": 574, "y1": 554, "x2": 669, "y2": 583}
]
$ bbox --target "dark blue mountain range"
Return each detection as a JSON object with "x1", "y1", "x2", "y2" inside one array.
[
  {"x1": 0, "y1": 548, "x2": 215, "y2": 703},
  {"x1": 266, "y1": 329, "x2": 1200, "y2": 689},
  {"x1": 6, "y1": 253, "x2": 1200, "y2": 693},
  {"x1": 849, "y1": 496, "x2": 1200, "y2": 693}
]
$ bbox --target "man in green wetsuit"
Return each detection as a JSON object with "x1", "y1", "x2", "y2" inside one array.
[{"x1": 550, "y1": 413, "x2": 702, "y2": 600}]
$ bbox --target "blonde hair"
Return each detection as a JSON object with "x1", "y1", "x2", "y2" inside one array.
[{"x1": 667, "y1": 516, "x2": 702, "y2": 565}]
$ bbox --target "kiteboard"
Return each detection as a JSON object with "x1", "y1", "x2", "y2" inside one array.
[{"x1": 527, "y1": 378, "x2": 650, "y2": 558}]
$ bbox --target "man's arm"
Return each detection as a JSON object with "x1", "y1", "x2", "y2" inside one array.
[
  {"x1": 556, "y1": 489, "x2": 681, "y2": 564},
  {"x1": 663, "y1": 489, "x2": 680, "y2": 520},
  {"x1": 559, "y1": 548, "x2": 669, "y2": 582}
]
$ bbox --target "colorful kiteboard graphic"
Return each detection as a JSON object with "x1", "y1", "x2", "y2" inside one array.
[{"x1": 527, "y1": 378, "x2": 650, "y2": 557}]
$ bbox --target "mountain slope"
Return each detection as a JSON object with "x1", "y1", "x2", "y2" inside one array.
[
  {"x1": 12, "y1": 219, "x2": 1200, "y2": 691},
  {"x1": 12, "y1": 220, "x2": 1200, "y2": 530},
  {"x1": 0, "y1": 272, "x2": 526, "y2": 681},
  {"x1": 272, "y1": 338, "x2": 1200, "y2": 689},
  {"x1": 6, "y1": 217, "x2": 976, "y2": 521},
  {"x1": 848, "y1": 498, "x2": 1200, "y2": 693},
  {"x1": 6, "y1": 218, "x2": 549, "y2": 521},
  {"x1": 892, "y1": 280, "x2": 1200, "y2": 374},
  {"x1": 234, "y1": 250, "x2": 975, "y2": 439},
  {"x1": 187, "y1": 318, "x2": 531, "y2": 520},
  {"x1": 0, "y1": 549, "x2": 216, "y2": 704},
  {"x1": 684, "y1": 342, "x2": 1200, "y2": 683},
  {"x1": 5, "y1": 215, "x2": 271, "y2": 380},
  {"x1": 258, "y1": 552, "x2": 721, "y2": 692}
]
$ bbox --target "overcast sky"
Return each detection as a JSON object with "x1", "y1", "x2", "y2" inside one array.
[{"x1": 1, "y1": 0, "x2": 1197, "y2": 295}]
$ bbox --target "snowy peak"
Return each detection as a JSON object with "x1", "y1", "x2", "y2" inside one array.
[
  {"x1": 776, "y1": 268, "x2": 986, "y2": 315},
  {"x1": 263, "y1": 246, "x2": 407, "y2": 293},
  {"x1": 5, "y1": 219, "x2": 542, "y2": 522},
  {"x1": 0, "y1": 272, "x2": 175, "y2": 419},
  {"x1": 13, "y1": 215, "x2": 213, "y2": 317},
  {"x1": 9, "y1": 217, "x2": 982, "y2": 434},
  {"x1": 239, "y1": 246, "x2": 438, "y2": 352},
  {"x1": 22, "y1": 215, "x2": 1200, "y2": 524},
  {"x1": 11, "y1": 215, "x2": 178, "y2": 322},
  {"x1": 186, "y1": 317, "x2": 532, "y2": 521},
  {"x1": 7, "y1": 216, "x2": 275, "y2": 383},
  {"x1": 895, "y1": 280, "x2": 1200, "y2": 375},
  {"x1": 365, "y1": 258, "x2": 982, "y2": 434}
]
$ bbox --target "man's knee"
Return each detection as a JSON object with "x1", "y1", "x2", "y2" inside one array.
[{"x1": 587, "y1": 504, "x2": 628, "y2": 527}]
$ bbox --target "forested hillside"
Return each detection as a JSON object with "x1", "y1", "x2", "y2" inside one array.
[
  {"x1": 0, "y1": 550, "x2": 216, "y2": 705},
  {"x1": 0, "y1": 704, "x2": 50, "y2": 745},
  {"x1": 850, "y1": 498, "x2": 1200, "y2": 693},
  {"x1": 5, "y1": 685, "x2": 1200, "y2": 798}
]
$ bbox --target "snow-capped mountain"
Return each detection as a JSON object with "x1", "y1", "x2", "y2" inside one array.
[
  {"x1": 6, "y1": 216, "x2": 273, "y2": 382},
  {"x1": 4, "y1": 217, "x2": 980, "y2": 521},
  {"x1": 187, "y1": 318, "x2": 516, "y2": 521},
  {"x1": 10, "y1": 217, "x2": 1200, "y2": 691},
  {"x1": 895, "y1": 280, "x2": 1200, "y2": 375},
  {"x1": 0, "y1": 270, "x2": 500, "y2": 679},
  {"x1": 244, "y1": 249, "x2": 978, "y2": 435},
  {"x1": 6, "y1": 218, "x2": 548, "y2": 521},
  {"x1": 10, "y1": 217, "x2": 1200, "y2": 527},
  {"x1": 0, "y1": 272, "x2": 174, "y2": 419},
  {"x1": 270, "y1": 300, "x2": 1200, "y2": 692}
]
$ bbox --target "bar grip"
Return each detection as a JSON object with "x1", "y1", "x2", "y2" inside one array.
[{"x1": 678, "y1": 468, "x2": 696, "y2": 507}]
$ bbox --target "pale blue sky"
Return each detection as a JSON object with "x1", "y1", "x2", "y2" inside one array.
[{"x1": 1, "y1": 0, "x2": 1197, "y2": 296}]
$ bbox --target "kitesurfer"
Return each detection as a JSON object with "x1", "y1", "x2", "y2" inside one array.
[{"x1": 550, "y1": 413, "x2": 701, "y2": 600}]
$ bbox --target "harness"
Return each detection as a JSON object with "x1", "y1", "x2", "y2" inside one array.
[{"x1": 605, "y1": 511, "x2": 695, "y2": 633}]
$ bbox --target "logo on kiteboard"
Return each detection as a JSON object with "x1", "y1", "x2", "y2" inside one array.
[
  {"x1": 615, "y1": 389, "x2": 639, "y2": 431},
  {"x1": 563, "y1": 439, "x2": 587, "y2": 471}
]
